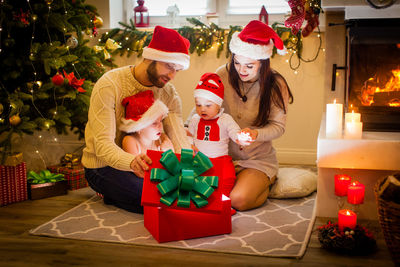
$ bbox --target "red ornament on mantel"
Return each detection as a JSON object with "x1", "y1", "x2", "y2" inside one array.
[
  {"x1": 259, "y1": 5, "x2": 268, "y2": 25},
  {"x1": 134, "y1": 0, "x2": 149, "y2": 28}
]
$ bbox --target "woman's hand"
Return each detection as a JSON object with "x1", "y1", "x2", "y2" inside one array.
[{"x1": 130, "y1": 154, "x2": 152, "y2": 178}]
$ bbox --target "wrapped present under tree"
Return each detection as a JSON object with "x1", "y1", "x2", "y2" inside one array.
[
  {"x1": 47, "y1": 153, "x2": 87, "y2": 190},
  {"x1": 0, "y1": 152, "x2": 27, "y2": 206},
  {"x1": 142, "y1": 149, "x2": 235, "y2": 243},
  {"x1": 27, "y1": 170, "x2": 68, "y2": 200}
]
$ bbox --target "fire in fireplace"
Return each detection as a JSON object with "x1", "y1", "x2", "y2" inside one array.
[{"x1": 346, "y1": 19, "x2": 400, "y2": 131}]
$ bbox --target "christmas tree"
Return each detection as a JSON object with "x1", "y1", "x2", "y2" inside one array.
[{"x1": 0, "y1": 0, "x2": 113, "y2": 156}]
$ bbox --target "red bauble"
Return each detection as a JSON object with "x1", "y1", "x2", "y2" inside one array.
[{"x1": 52, "y1": 73, "x2": 64, "y2": 86}]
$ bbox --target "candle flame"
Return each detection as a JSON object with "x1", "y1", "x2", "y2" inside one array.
[
  {"x1": 333, "y1": 99, "x2": 336, "y2": 104},
  {"x1": 346, "y1": 210, "x2": 351, "y2": 215}
]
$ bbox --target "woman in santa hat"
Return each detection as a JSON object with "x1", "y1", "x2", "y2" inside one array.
[{"x1": 216, "y1": 20, "x2": 294, "y2": 211}]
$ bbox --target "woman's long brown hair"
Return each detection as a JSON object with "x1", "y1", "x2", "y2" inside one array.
[{"x1": 227, "y1": 55, "x2": 293, "y2": 127}]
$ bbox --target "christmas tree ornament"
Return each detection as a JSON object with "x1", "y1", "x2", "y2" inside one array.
[
  {"x1": 93, "y1": 16, "x2": 103, "y2": 28},
  {"x1": 284, "y1": 0, "x2": 305, "y2": 35},
  {"x1": 66, "y1": 36, "x2": 78, "y2": 49},
  {"x1": 52, "y1": 73, "x2": 64, "y2": 86},
  {"x1": 133, "y1": 0, "x2": 149, "y2": 27},
  {"x1": 105, "y1": 38, "x2": 121, "y2": 51},
  {"x1": 0, "y1": 103, "x2": 3, "y2": 115},
  {"x1": 9, "y1": 114, "x2": 21, "y2": 126}
]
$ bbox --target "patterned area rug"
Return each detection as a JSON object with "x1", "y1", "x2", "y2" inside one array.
[{"x1": 30, "y1": 192, "x2": 316, "y2": 258}]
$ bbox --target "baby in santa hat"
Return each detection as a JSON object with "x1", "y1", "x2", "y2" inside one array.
[
  {"x1": 188, "y1": 73, "x2": 252, "y2": 159},
  {"x1": 119, "y1": 90, "x2": 174, "y2": 155}
]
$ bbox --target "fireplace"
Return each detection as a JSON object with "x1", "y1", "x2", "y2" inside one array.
[{"x1": 345, "y1": 18, "x2": 400, "y2": 131}]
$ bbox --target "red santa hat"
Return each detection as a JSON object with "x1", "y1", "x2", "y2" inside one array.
[
  {"x1": 120, "y1": 90, "x2": 168, "y2": 133},
  {"x1": 142, "y1": 26, "x2": 191, "y2": 70},
  {"x1": 194, "y1": 73, "x2": 224, "y2": 106},
  {"x1": 229, "y1": 20, "x2": 287, "y2": 60}
]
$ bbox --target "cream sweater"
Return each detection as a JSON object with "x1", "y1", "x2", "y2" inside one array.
[{"x1": 82, "y1": 66, "x2": 190, "y2": 171}]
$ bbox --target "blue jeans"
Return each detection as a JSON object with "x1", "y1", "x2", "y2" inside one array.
[{"x1": 84, "y1": 166, "x2": 144, "y2": 214}]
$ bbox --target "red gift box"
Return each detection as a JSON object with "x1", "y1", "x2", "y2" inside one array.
[
  {"x1": 142, "y1": 150, "x2": 235, "y2": 243},
  {"x1": 0, "y1": 162, "x2": 28, "y2": 206},
  {"x1": 47, "y1": 164, "x2": 87, "y2": 190}
]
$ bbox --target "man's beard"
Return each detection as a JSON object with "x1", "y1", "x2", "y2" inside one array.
[{"x1": 146, "y1": 61, "x2": 170, "y2": 88}]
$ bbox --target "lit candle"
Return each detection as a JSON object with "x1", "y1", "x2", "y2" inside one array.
[
  {"x1": 345, "y1": 110, "x2": 361, "y2": 123},
  {"x1": 347, "y1": 181, "x2": 365, "y2": 205},
  {"x1": 326, "y1": 99, "x2": 343, "y2": 139},
  {"x1": 334, "y1": 174, "x2": 352, "y2": 196},
  {"x1": 338, "y1": 209, "x2": 357, "y2": 231},
  {"x1": 344, "y1": 116, "x2": 363, "y2": 139}
]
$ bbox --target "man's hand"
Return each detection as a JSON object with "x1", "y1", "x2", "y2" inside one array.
[{"x1": 130, "y1": 154, "x2": 152, "y2": 178}]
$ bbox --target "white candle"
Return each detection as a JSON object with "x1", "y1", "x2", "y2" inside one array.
[
  {"x1": 345, "y1": 120, "x2": 363, "y2": 139},
  {"x1": 345, "y1": 110, "x2": 361, "y2": 123},
  {"x1": 326, "y1": 99, "x2": 343, "y2": 139}
]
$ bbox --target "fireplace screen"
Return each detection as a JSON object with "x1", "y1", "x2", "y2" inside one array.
[{"x1": 347, "y1": 19, "x2": 400, "y2": 131}]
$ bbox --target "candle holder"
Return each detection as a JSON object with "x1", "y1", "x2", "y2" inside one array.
[
  {"x1": 336, "y1": 196, "x2": 345, "y2": 209},
  {"x1": 334, "y1": 174, "x2": 351, "y2": 211},
  {"x1": 318, "y1": 221, "x2": 376, "y2": 255}
]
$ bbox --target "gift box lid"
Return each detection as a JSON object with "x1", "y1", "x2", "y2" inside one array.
[{"x1": 141, "y1": 150, "x2": 234, "y2": 214}]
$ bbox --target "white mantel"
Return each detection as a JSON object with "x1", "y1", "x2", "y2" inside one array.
[{"x1": 316, "y1": 115, "x2": 400, "y2": 220}]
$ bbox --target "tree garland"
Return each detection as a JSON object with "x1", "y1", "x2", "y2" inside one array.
[{"x1": 98, "y1": 17, "x2": 322, "y2": 70}]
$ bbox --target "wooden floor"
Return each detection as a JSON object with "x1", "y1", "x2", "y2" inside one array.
[{"x1": 0, "y1": 188, "x2": 395, "y2": 267}]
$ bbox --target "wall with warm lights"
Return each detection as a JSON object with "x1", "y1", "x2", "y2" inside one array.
[{"x1": 109, "y1": 30, "x2": 326, "y2": 165}]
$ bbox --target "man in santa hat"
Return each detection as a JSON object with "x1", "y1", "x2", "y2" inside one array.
[{"x1": 82, "y1": 26, "x2": 191, "y2": 213}]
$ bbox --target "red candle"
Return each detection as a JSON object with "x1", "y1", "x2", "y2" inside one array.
[
  {"x1": 338, "y1": 209, "x2": 357, "y2": 231},
  {"x1": 347, "y1": 181, "x2": 365, "y2": 204},
  {"x1": 334, "y1": 174, "x2": 352, "y2": 196}
]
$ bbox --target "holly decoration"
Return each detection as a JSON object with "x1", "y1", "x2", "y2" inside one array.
[{"x1": 52, "y1": 73, "x2": 65, "y2": 86}]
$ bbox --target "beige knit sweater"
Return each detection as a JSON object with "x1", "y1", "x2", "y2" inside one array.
[
  {"x1": 82, "y1": 66, "x2": 190, "y2": 171},
  {"x1": 216, "y1": 65, "x2": 289, "y2": 179}
]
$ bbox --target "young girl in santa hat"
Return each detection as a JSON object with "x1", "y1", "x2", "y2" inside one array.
[
  {"x1": 215, "y1": 20, "x2": 294, "y2": 211},
  {"x1": 120, "y1": 90, "x2": 174, "y2": 156}
]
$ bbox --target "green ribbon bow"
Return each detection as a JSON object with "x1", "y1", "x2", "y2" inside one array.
[
  {"x1": 150, "y1": 149, "x2": 218, "y2": 208},
  {"x1": 27, "y1": 170, "x2": 65, "y2": 184}
]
